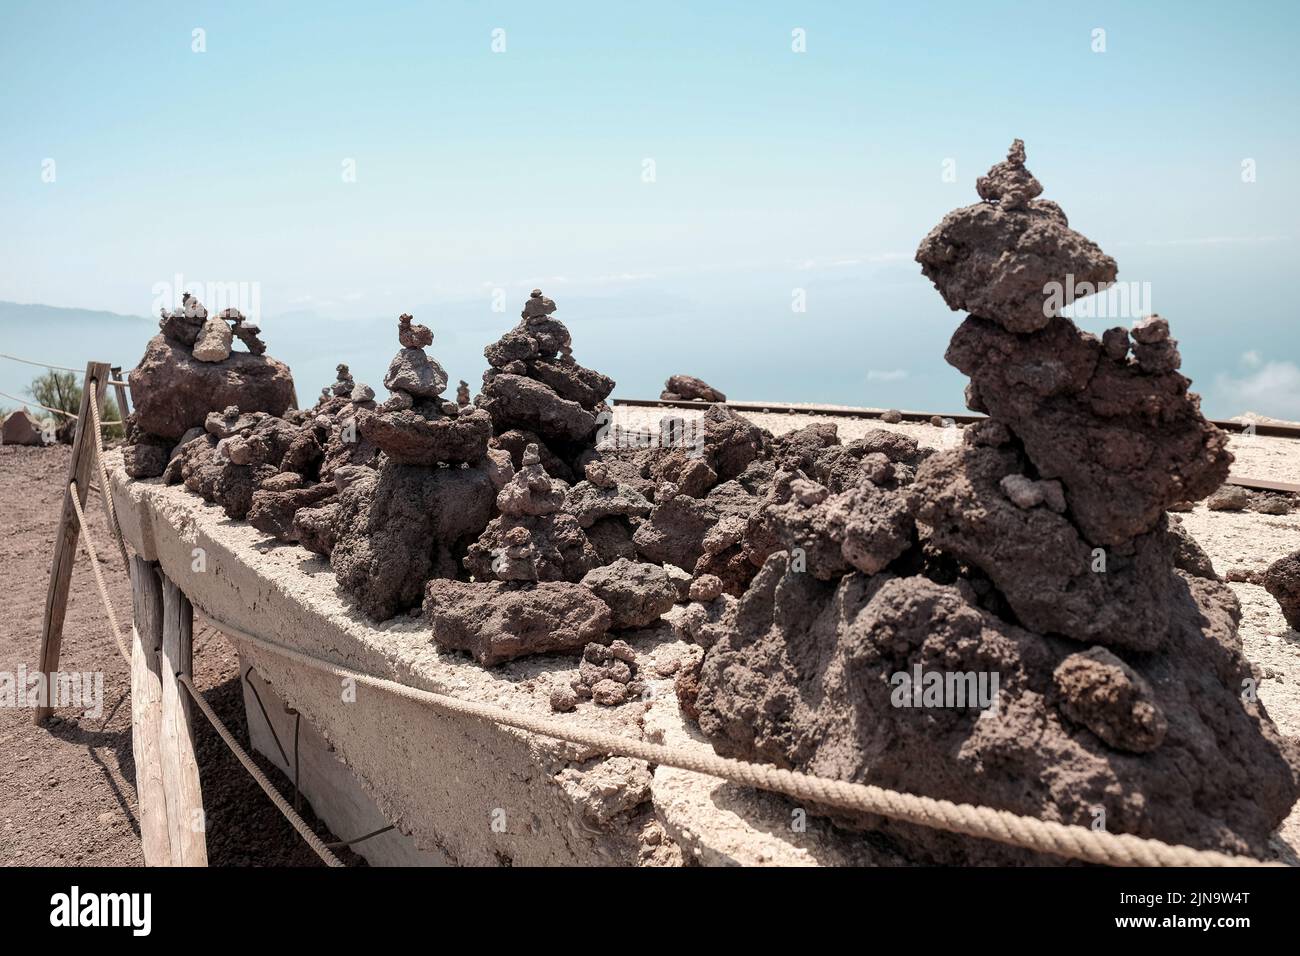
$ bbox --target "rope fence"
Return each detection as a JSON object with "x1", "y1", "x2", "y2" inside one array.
[
  {"x1": 177, "y1": 672, "x2": 344, "y2": 867},
  {"x1": 0, "y1": 353, "x2": 124, "y2": 426},
  {"x1": 0, "y1": 351, "x2": 86, "y2": 374},
  {"x1": 197, "y1": 607, "x2": 1280, "y2": 869}
]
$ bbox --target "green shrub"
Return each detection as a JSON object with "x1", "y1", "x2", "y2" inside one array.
[{"x1": 27, "y1": 370, "x2": 123, "y2": 440}]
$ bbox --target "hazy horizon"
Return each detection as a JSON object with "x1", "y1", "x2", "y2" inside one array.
[{"x1": 2, "y1": 1, "x2": 1297, "y2": 419}]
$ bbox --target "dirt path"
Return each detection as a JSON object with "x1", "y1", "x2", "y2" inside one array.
[{"x1": 0, "y1": 444, "x2": 360, "y2": 866}]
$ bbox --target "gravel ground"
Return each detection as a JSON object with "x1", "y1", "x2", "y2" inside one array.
[{"x1": 0, "y1": 444, "x2": 362, "y2": 866}]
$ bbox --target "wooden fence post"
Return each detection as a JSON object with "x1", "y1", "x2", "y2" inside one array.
[
  {"x1": 129, "y1": 555, "x2": 173, "y2": 865},
  {"x1": 110, "y1": 365, "x2": 131, "y2": 419},
  {"x1": 159, "y1": 575, "x2": 207, "y2": 866},
  {"x1": 32, "y1": 361, "x2": 111, "y2": 725}
]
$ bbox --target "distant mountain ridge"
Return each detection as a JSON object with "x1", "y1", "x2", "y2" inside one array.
[{"x1": 0, "y1": 301, "x2": 151, "y2": 325}]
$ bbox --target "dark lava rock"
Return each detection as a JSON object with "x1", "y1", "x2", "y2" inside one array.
[
  {"x1": 480, "y1": 373, "x2": 597, "y2": 444},
  {"x1": 425, "y1": 579, "x2": 611, "y2": 666},
  {"x1": 248, "y1": 483, "x2": 338, "y2": 542},
  {"x1": 329, "y1": 461, "x2": 496, "y2": 620},
  {"x1": 580, "y1": 558, "x2": 678, "y2": 630},
  {"x1": 695, "y1": 553, "x2": 1299, "y2": 864},
  {"x1": 945, "y1": 316, "x2": 1232, "y2": 546},
  {"x1": 911, "y1": 443, "x2": 1175, "y2": 652},
  {"x1": 1264, "y1": 550, "x2": 1300, "y2": 630},
  {"x1": 356, "y1": 404, "x2": 492, "y2": 466},
  {"x1": 916, "y1": 140, "x2": 1118, "y2": 334},
  {"x1": 661, "y1": 375, "x2": 726, "y2": 403},
  {"x1": 129, "y1": 334, "x2": 296, "y2": 441}
]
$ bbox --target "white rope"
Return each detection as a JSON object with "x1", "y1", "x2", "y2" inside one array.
[
  {"x1": 0, "y1": 352, "x2": 84, "y2": 374},
  {"x1": 196, "y1": 608, "x2": 1282, "y2": 868}
]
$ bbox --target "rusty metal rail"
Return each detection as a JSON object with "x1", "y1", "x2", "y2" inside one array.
[
  {"x1": 613, "y1": 398, "x2": 1300, "y2": 440},
  {"x1": 612, "y1": 399, "x2": 1300, "y2": 496}
]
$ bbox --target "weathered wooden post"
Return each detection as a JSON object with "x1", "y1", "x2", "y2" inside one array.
[
  {"x1": 111, "y1": 364, "x2": 131, "y2": 419},
  {"x1": 32, "y1": 360, "x2": 111, "y2": 724},
  {"x1": 129, "y1": 555, "x2": 173, "y2": 864},
  {"x1": 159, "y1": 576, "x2": 207, "y2": 865}
]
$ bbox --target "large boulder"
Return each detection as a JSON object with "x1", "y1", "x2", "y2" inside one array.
[
  {"x1": 329, "y1": 462, "x2": 496, "y2": 620},
  {"x1": 129, "y1": 334, "x2": 295, "y2": 441},
  {"x1": 695, "y1": 554, "x2": 1300, "y2": 864},
  {"x1": 1, "y1": 409, "x2": 50, "y2": 446}
]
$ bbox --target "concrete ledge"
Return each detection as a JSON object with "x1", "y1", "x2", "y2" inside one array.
[{"x1": 107, "y1": 451, "x2": 861, "y2": 866}]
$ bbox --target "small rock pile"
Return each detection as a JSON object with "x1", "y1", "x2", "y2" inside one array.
[
  {"x1": 292, "y1": 314, "x2": 504, "y2": 620},
  {"x1": 123, "y1": 294, "x2": 294, "y2": 478},
  {"x1": 477, "y1": 289, "x2": 615, "y2": 482}
]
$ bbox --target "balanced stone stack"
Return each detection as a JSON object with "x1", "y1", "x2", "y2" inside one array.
[
  {"x1": 477, "y1": 290, "x2": 615, "y2": 482},
  {"x1": 687, "y1": 141, "x2": 1300, "y2": 863},
  {"x1": 124, "y1": 294, "x2": 295, "y2": 478},
  {"x1": 292, "y1": 314, "x2": 504, "y2": 620}
]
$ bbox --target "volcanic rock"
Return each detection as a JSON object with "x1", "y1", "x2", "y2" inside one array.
[
  {"x1": 357, "y1": 403, "x2": 491, "y2": 466},
  {"x1": 695, "y1": 554, "x2": 1298, "y2": 863},
  {"x1": 479, "y1": 373, "x2": 596, "y2": 444},
  {"x1": 580, "y1": 559, "x2": 678, "y2": 630},
  {"x1": 912, "y1": 443, "x2": 1174, "y2": 652},
  {"x1": 563, "y1": 475, "x2": 652, "y2": 528},
  {"x1": 1052, "y1": 647, "x2": 1168, "y2": 754},
  {"x1": 570, "y1": 640, "x2": 645, "y2": 706},
  {"x1": 521, "y1": 288, "x2": 557, "y2": 321},
  {"x1": 329, "y1": 461, "x2": 496, "y2": 620},
  {"x1": 661, "y1": 375, "x2": 726, "y2": 403},
  {"x1": 129, "y1": 335, "x2": 295, "y2": 441},
  {"x1": 221, "y1": 308, "x2": 266, "y2": 356},
  {"x1": 331, "y1": 364, "x2": 355, "y2": 398},
  {"x1": 945, "y1": 316, "x2": 1231, "y2": 545},
  {"x1": 632, "y1": 483, "x2": 719, "y2": 571},
  {"x1": 425, "y1": 578, "x2": 611, "y2": 666},
  {"x1": 398, "y1": 313, "x2": 434, "y2": 349},
  {"x1": 122, "y1": 441, "x2": 169, "y2": 478},
  {"x1": 248, "y1": 483, "x2": 338, "y2": 542},
  {"x1": 916, "y1": 140, "x2": 1118, "y2": 333},
  {"x1": 1207, "y1": 484, "x2": 1250, "y2": 512},
  {"x1": 384, "y1": 347, "x2": 448, "y2": 399},
  {"x1": 1264, "y1": 550, "x2": 1300, "y2": 630},
  {"x1": 158, "y1": 293, "x2": 206, "y2": 346},
  {"x1": 2, "y1": 409, "x2": 49, "y2": 446}
]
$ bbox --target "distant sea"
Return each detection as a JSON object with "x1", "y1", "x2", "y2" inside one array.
[{"x1": 2, "y1": 245, "x2": 1296, "y2": 422}]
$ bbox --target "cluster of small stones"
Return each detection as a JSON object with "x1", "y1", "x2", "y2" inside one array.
[{"x1": 679, "y1": 141, "x2": 1300, "y2": 864}]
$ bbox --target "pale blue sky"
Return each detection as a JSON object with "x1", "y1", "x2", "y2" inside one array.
[{"x1": 1, "y1": 1, "x2": 1297, "y2": 416}]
